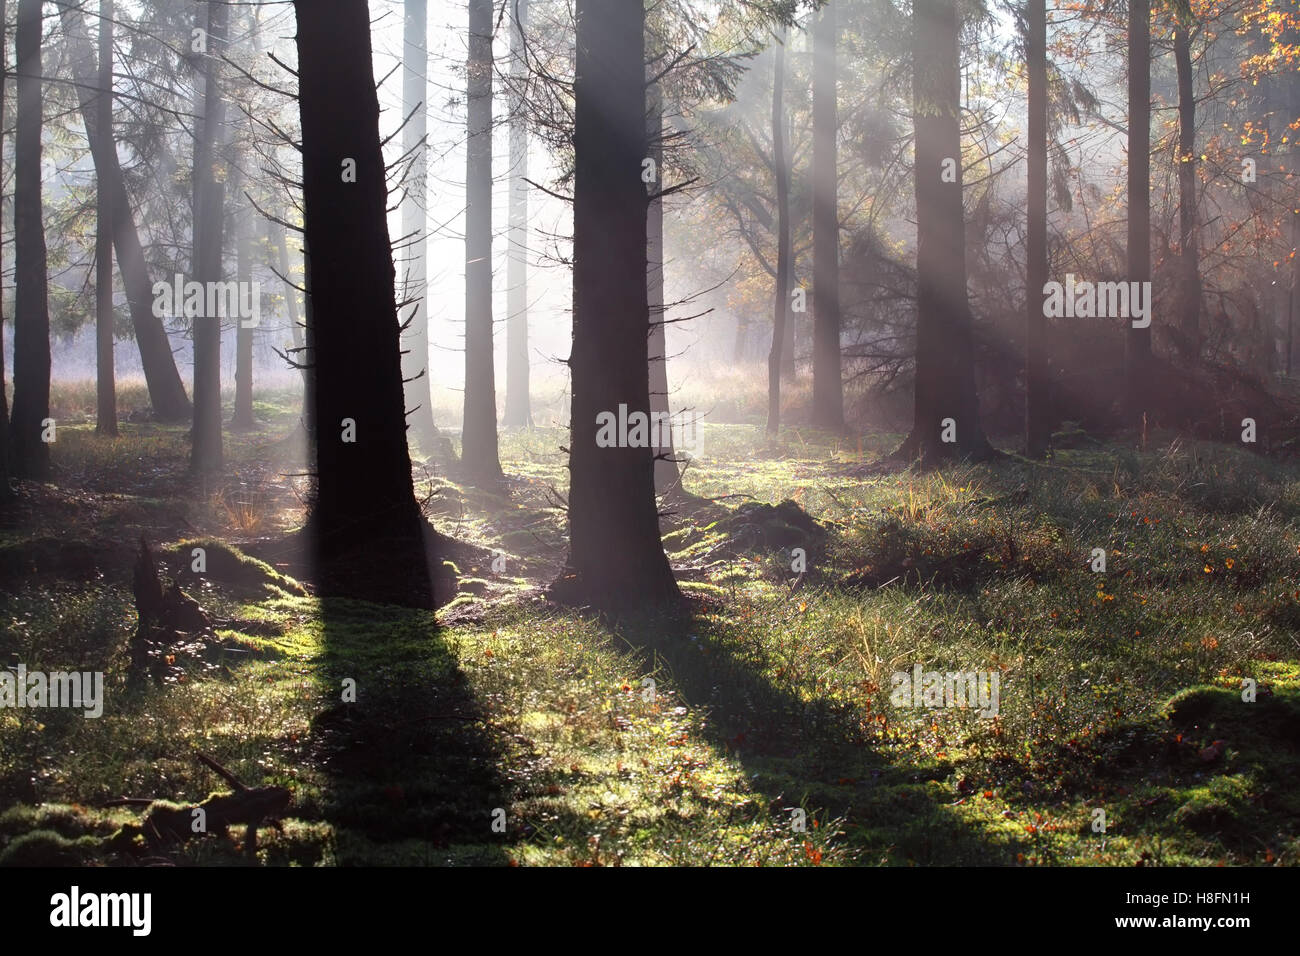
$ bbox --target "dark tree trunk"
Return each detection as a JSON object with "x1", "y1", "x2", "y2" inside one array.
[
  {"x1": 1025, "y1": 0, "x2": 1049, "y2": 458},
  {"x1": 766, "y1": 35, "x2": 791, "y2": 437},
  {"x1": 294, "y1": 0, "x2": 434, "y2": 608},
  {"x1": 503, "y1": 0, "x2": 533, "y2": 428},
  {"x1": 894, "y1": 0, "x2": 991, "y2": 464},
  {"x1": 461, "y1": 0, "x2": 503, "y2": 482},
  {"x1": 1126, "y1": 0, "x2": 1152, "y2": 428},
  {"x1": 1173, "y1": 20, "x2": 1202, "y2": 363},
  {"x1": 401, "y1": 0, "x2": 438, "y2": 448},
  {"x1": 95, "y1": 0, "x2": 117, "y2": 436},
  {"x1": 550, "y1": 0, "x2": 680, "y2": 609},
  {"x1": 647, "y1": 78, "x2": 682, "y2": 497},
  {"x1": 190, "y1": 0, "x2": 227, "y2": 474},
  {"x1": 57, "y1": 1, "x2": 191, "y2": 423},
  {"x1": 811, "y1": 3, "x2": 843, "y2": 431},
  {"x1": 11, "y1": 0, "x2": 51, "y2": 480}
]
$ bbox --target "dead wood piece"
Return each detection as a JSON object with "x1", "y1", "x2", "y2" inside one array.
[
  {"x1": 133, "y1": 537, "x2": 164, "y2": 628},
  {"x1": 141, "y1": 786, "x2": 292, "y2": 846}
]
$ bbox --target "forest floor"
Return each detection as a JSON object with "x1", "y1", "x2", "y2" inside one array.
[{"x1": 1, "y1": 385, "x2": 1298, "y2": 866}]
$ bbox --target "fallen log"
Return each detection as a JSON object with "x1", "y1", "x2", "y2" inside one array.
[{"x1": 104, "y1": 752, "x2": 292, "y2": 855}]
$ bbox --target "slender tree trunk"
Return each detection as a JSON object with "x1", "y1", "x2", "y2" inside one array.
[
  {"x1": 503, "y1": 0, "x2": 533, "y2": 428},
  {"x1": 462, "y1": 0, "x2": 503, "y2": 482},
  {"x1": 1173, "y1": 21, "x2": 1201, "y2": 363},
  {"x1": 57, "y1": 1, "x2": 191, "y2": 423},
  {"x1": 1126, "y1": 0, "x2": 1152, "y2": 427},
  {"x1": 781, "y1": 275, "x2": 797, "y2": 379},
  {"x1": 1025, "y1": 0, "x2": 1049, "y2": 458},
  {"x1": 294, "y1": 0, "x2": 434, "y2": 608},
  {"x1": 647, "y1": 78, "x2": 682, "y2": 497},
  {"x1": 401, "y1": 0, "x2": 438, "y2": 448},
  {"x1": 1292, "y1": 214, "x2": 1300, "y2": 379},
  {"x1": 231, "y1": 174, "x2": 254, "y2": 430},
  {"x1": 95, "y1": 0, "x2": 117, "y2": 436},
  {"x1": 0, "y1": 0, "x2": 9, "y2": 496},
  {"x1": 230, "y1": 9, "x2": 256, "y2": 432},
  {"x1": 190, "y1": 0, "x2": 227, "y2": 474},
  {"x1": 895, "y1": 0, "x2": 991, "y2": 463},
  {"x1": 550, "y1": 0, "x2": 680, "y2": 609},
  {"x1": 811, "y1": 2, "x2": 843, "y2": 431},
  {"x1": 767, "y1": 35, "x2": 791, "y2": 437},
  {"x1": 11, "y1": 0, "x2": 51, "y2": 480}
]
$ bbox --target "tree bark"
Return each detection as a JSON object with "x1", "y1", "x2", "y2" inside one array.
[
  {"x1": 190, "y1": 0, "x2": 227, "y2": 474},
  {"x1": 1173, "y1": 20, "x2": 1202, "y2": 363},
  {"x1": 461, "y1": 0, "x2": 503, "y2": 483},
  {"x1": 503, "y1": 0, "x2": 533, "y2": 428},
  {"x1": 767, "y1": 35, "x2": 791, "y2": 437},
  {"x1": 231, "y1": 172, "x2": 254, "y2": 430},
  {"x1": 647, "y1": 77, "x2": 682, "y2": 497},
  {"x1": 550, "y1": 0, "x2": 680, "y2": 609},
  {"x1": 811, "y1": 3, "x2": 843, "y2": 431},
  {"x1": 11, "y1": 0, "x2": 51, "y2": 480},
  {"x1": 56, "y1": 1, "x2": 191, "y2": 423},
  {"x1": 894, "y1": 0, "x2": 991, "y2": 464},
  {"x1": 1025, "y1": 0, "x2": 1049, "y2": 458},
  {"x1": 294, "y1": 0, "x2": 434, "y2": 608},
  {"x1": 0, "y1": 0, "x2": 9, "y2": 496},
  {"x1": 1125, "y1": 0, "x2": 1153, "y2": 428},
  {"x1": 95, "y1": 0, "x2": 117, "y2": 436},
  {"x1": 401, "y1": 0, "x2": 438, "y2": 448}
]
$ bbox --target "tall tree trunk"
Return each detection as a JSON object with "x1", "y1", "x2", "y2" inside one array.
[
  {"x1": 1025, "y1": 0, "x2": 1049, "y2": 458},
  {"x1": 231, "y1": 173, "x2": 254, "y2": 430},
  {"x1": 1291, "y1": 214, "x2": 1299, "y2": 378},
  {"x1": 550, "y1": 0, "x2": 680, "y2": 609},
  {"x1": 0, "y1": 0, "x2": 9, "y2": 496},
  {"x1": 294, "y1": 0, "x2": 434, "y2": 609},
  {"x1": 503, "y1": 0, "x2": 533, "y2": 428},
  {"x1": 401, "y1": 0, "x2": 438, "y2": 448},
  {"x1": 647, "y1": 77, "x2": 682, "y2": 497},
  {"x1": 56, "y1": 1, "x2": 191, "y2": 423},
  {"x1": 11, "y1": 0, "x2": 51, "y2": 480},
  {"x1": 190, "y1": 0, "x2": 227, "y2": 474},
  {"x1": 462, "y1": 0, "x2": 503, "y2": 482},
  {"x1": 95, "y1": 0, "x2": 117, "y2": 436},
  {"x1": 894, "y1": 0, "x2": 991, "y2": 464},
  {"x1": 781, "y1": 274, "x2": 797, "y2": 379},
  {"x1": 1125, "y1": 0, "x2": 1152, "y2": 428},
  {"x1": 1173, "y1": 20, "x2": 1201, "y2": 363},
  {"x1": 811, "y1": 2, "x2": 843, "y2": 431},
  {"x1": 766, "y1": 35, "x2": 791, "y2": 437}
]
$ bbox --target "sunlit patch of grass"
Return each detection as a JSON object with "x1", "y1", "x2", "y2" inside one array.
[
  {"x1": 6, "y1": 403, "x2": 1300, "y2": 865},
  {"x1": 208, "y1": 487, "x2": 268, "y2": 536}
]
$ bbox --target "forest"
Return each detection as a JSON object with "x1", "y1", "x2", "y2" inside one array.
[{"x1": 0, "y1": 0, "x2": 1297, "y2": 870}]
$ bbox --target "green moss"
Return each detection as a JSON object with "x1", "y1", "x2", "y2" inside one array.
[
  {"x1": 0, "y1": 830, "x2": 100, "y2": 866},
  {"x1": 170, "y1": 538, "x2": 306, "y2": 596}
]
